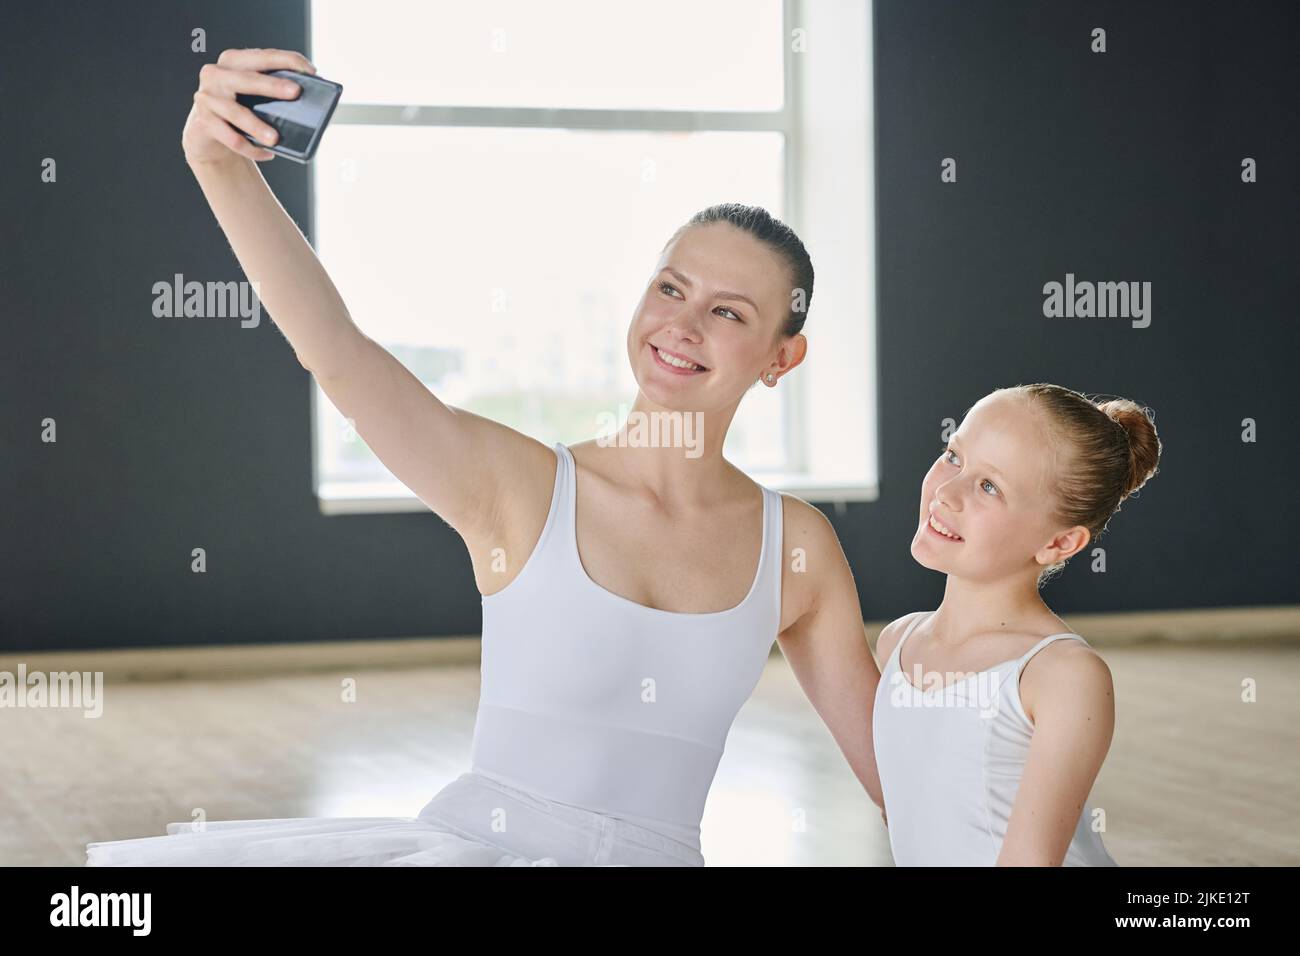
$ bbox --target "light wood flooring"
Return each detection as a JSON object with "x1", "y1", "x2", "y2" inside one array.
[{"x1": 2, "y1": 640, "x2": 1296, "y2": 866}]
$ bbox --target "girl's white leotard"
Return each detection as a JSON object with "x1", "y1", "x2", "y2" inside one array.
[
  {"x1": 86, "y1": 440, "x2": 783, "y2": 867},
  {"x1": 469, "y1": 441, "x2": 785, "y2": 851},
  {"x1": 872, "y1": 610, "x2": 1118, "y2": 866}
]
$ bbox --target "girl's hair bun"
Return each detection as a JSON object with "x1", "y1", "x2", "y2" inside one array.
[
  {"x1": 1000, "y1": 383, "x2": 1164, "y2": 588},
  {"x1": 1095, "y1": 398, "x2": 1161, "y2": 499}
]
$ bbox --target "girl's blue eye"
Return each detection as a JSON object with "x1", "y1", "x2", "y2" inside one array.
[
  {"x1": 943, "y1": 447, "x2": 998, "y2": 495},
  {"x1": 659, "y1": 281, "x2": 681, "y2": 297},
  {"x1": 717, "y1": 307, "x2": 741, "y2": 321}
]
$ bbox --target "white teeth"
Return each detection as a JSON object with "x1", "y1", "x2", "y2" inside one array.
[
  {"x1": 655, "y1": 346, "x2": 702, "y2": 370},
  {"x1": 929, "y1": 515, "x2": 962, "y2": 540}
]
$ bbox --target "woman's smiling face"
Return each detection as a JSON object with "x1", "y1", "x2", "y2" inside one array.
[
  {"x1": 626, "y1": 221, "x2": 800, "y2": 412},
  {"x1": 911, "y1": 392, "x2": 1088, "y2": 582}
]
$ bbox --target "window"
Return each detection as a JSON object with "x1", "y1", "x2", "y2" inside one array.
[{"x1": 309, "y1": 0, "x2": 876, "y2": 513}]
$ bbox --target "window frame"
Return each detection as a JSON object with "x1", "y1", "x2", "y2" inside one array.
[{"x1": 307, "y1": 0, "x2": 878, "y2": 515}]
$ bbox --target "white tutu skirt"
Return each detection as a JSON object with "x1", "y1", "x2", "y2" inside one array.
[
  {"x1": 85, "y1": 816, "x2": 559, "y2": 867},
  {"x1": 85, "y1": 771, "x2": 704, "y2": 867}
]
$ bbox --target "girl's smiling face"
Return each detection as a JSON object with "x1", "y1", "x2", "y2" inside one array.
[
  {"x1": 911, "y1": 392, "x2": 1090, "y2": 582},
  {"x1": 626, "y1": 221, "x2": 804, "y2": 412}
]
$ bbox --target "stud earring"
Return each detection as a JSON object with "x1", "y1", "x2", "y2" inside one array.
[{"x1": 765, "y1": 373, "x2": 776, "y2": 384}]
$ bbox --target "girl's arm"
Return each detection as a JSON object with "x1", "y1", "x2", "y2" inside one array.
[
  {"x1": 183, "y1": 47, "x2": 533, "y2": 538},
  {"x1": 775, "y1": 498, "x2": 884, "y2": 809},
  {"x1": 996, "y1": 647, "x2": 1115, "y2": 865}
]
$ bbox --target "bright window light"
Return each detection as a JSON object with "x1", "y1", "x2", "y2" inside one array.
[{"x1": 308, "y1": 0, "x2": 875, "y2": 513}]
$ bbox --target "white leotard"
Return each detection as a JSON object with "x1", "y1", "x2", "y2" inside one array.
[
  {"x1": 83, "y1": 441, "x2": 781, "y2": 868},
  {"x1": 470, "y1": 441, "x2": 784, "y2": 850},
  {"x1": 872, "y1": 610, "x2": 1118, "y2": 866}
]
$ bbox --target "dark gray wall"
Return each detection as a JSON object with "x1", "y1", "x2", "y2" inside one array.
[{"x1": 4, "y1": 1, "x2": 1296, "y2": 652}]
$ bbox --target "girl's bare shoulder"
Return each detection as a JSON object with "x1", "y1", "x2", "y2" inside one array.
[
  {"x1": 1019, "y1": 637, "x2": 1114, "y2": 725},
  {"x1": 873, "y1": 611, "x2": 930, "y2": 668}
]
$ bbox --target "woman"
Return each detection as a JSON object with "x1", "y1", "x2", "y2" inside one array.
[{"x1": 86, "y1": 47, "x2": 883, "y2": 867}]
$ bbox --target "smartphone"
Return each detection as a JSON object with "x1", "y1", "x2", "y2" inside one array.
[{"x1": 234, "y1": 69, "x2": 343, "y2": 163}]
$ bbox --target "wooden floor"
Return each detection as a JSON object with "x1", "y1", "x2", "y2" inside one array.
[{"x1": 3, "y1": 640, "x2": 1297, "y2": 866}]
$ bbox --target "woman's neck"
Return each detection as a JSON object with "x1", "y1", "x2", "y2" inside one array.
[{"x1": 598, "y1": 393, "x2": 744, "y2": 505}]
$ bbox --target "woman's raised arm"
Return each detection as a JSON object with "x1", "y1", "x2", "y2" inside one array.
[{"x1": 182, "y1": 47, "x2": 534, "y2": 536}]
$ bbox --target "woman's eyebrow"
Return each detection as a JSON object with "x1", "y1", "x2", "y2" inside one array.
[{"x1": 661, "y1": 267, "x2": 758, "y2": 312}]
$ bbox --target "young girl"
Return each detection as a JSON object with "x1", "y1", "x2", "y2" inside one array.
[{"x1": 873, "y1": 383, "x2": 1162, "y2": 866}]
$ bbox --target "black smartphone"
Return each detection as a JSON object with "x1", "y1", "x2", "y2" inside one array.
[{"x1": 234, "y1": 69, "x2": 343, "y2": 163}]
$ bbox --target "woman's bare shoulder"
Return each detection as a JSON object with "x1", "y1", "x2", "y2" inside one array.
[
  {"x1": 777, "y1": 491, "x2": 838, "y2": 549},
  {"x1": 773, "y1": 492, "x2": 859, "y2": 628},
  {"x1": 441, "y1": 407, "x2": 560, "y2": 533}
]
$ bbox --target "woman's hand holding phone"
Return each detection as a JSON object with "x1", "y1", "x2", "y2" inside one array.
[{"x1": 182, "y1": 47, "x2": 317, "y2": 166}]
